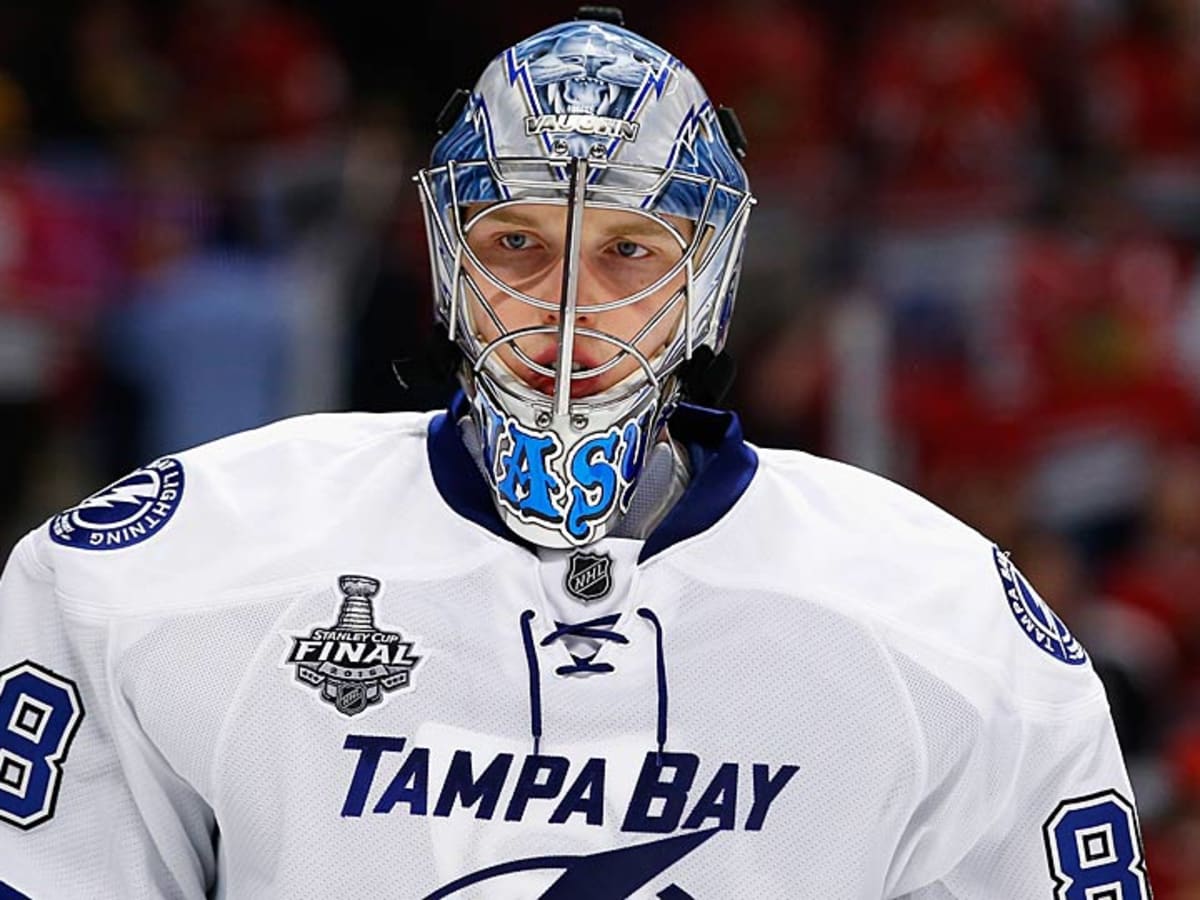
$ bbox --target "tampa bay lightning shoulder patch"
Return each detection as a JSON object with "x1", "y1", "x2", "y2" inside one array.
[
  {"x1": 49, "y1": 457, "x2": 185, "y2": 550},
  {"x1": 993, "y1": 545, "x2": 1087, "y2": 666}
]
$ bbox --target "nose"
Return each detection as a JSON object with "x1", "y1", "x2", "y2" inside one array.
[{"x1": 534, "y1": 258, "x2": 600, "y2": 326}]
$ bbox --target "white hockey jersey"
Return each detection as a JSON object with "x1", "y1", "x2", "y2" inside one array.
[{"x1": 0, "y1": 397, "x2": 1151, "y2": 898}]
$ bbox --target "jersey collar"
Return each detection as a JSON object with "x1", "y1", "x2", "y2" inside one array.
[{"x1": 426, "y1": 391, "x2": 758, "y2": 562}]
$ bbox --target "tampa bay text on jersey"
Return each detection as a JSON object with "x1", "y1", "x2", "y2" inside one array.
[{"x1": 340, "y1": 735, "x2": 798, "y2": 898}]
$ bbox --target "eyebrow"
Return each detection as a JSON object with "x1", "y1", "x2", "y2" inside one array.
[
  {"x1": 479, "y1": 207, "x2": 692, "y2": 240},
  {"x1": 478, "y1": 208, "x2": 545, "y2": 228},
  {"x1": 598, "y1": 219, "x2": 691, "y2": 240}
]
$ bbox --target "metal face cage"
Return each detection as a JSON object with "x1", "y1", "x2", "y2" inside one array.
[
  {"x1": 419, "y1": 155, "x2": 753, "y2": 420},
  {"x1": 417, "y1": 152, "x2": 753, "y2": 546}
]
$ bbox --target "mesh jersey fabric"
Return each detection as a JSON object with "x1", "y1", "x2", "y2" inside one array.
[{"x1": 0, "y1": 409, "x2": 1146, "y2": 898}]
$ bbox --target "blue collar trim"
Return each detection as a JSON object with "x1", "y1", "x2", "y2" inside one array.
[
  {"x1": 426, "y1": 392, "x2": 758, "y2": 562},
  {"x1": 639, "y1": 402, "x2": 758, "y2": 561},
  {"x1": 426, "y1": 392, "x2": 538, "y2": 552}
]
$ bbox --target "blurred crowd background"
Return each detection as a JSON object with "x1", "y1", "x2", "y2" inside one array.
[{"x1": 1, "y1": 0, "x2": 1199, "y2": 889}]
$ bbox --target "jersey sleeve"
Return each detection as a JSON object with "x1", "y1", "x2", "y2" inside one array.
[
  {"x1": 879, "y1": 555, "x2": 1152, "y2": 898},
  {"x1": 896, "y1": 697, "x2": 1149, "y2": 898},
  {"x1": 0, "y1": 533, "x2": 215, "y2": 899}
]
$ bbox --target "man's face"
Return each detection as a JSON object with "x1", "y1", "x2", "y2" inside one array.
[{"x1": 462, "y1": 202, "x2": 692, "y2": 398}]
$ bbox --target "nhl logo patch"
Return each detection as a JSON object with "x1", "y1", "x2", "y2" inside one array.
[
  {"x1": 286, "y1": 575, "x2": 421, "y2": 716},
  {"x1": 564, "y1": 551, "x2": 614, "y2": 604}
]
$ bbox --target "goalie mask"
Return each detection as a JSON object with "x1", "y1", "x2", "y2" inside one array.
[{"x1": 418, "y1": 16, "x2": 753, "y2": 548}]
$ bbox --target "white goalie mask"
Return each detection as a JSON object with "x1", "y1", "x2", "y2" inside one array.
[{"x1": 417, "y1": 16, "x2": 753, "y2": 548}]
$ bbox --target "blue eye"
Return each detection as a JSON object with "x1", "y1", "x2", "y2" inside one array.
[
  {"x1": 500, "y1": 233, "x2": 530, "y2": 250},
  {"x1": 614, "y1": 240, "x2": 647, "y2": 258}
]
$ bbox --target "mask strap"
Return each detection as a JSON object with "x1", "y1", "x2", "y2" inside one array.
[{"x1": 553, "y1": 156, "x2": 589, "y2": 416}]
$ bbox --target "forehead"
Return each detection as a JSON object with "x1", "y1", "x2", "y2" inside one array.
[{"x1": 465, "y1": 202, "x2": 691, "y2": 239}]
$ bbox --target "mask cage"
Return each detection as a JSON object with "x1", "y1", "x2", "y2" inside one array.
[{"x1": 416, "y1": 154, "x2": 753, "y2": 421}]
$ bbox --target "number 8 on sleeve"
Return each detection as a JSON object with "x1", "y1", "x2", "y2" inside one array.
[
  {"x1": 0, "y1": 661, "x2": 85, "y2": 830},
  {"x1": 1043, "y1": 790, "x2": 1151, "y2": 899}
]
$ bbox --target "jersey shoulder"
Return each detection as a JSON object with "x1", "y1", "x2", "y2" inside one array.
[
  {"x1": 27, "y1": 410, "x2": 470, "y2": 614},
  {"x1": 724, "y1": 444, "x2": 992, "y2": 582},
  {"x1": 686, "y1": 445, "x2": 1105, "y2": 710},
  {"x1": 754, "y1": 445, "x2": 979, "y2": 546}
]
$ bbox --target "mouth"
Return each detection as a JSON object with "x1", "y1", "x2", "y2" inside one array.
[{"x1": 524, "y1": 355, "x2": 612, "y2": 399}]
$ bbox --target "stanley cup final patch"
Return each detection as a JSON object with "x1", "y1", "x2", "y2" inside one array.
[{"x1": 285, "y1": 575, "x2": 422, "y2": 717}]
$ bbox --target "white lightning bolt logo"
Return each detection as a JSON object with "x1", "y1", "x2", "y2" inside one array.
[
  {"x1": 50, "y1": 457, "x2": 185, "y2": 550},
  {"x1": 76, "y1": 478, "x2": 158, "y2": 510},
  {"x1": 675, "y1": 103, "x2": 715, "y2": 157}
]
